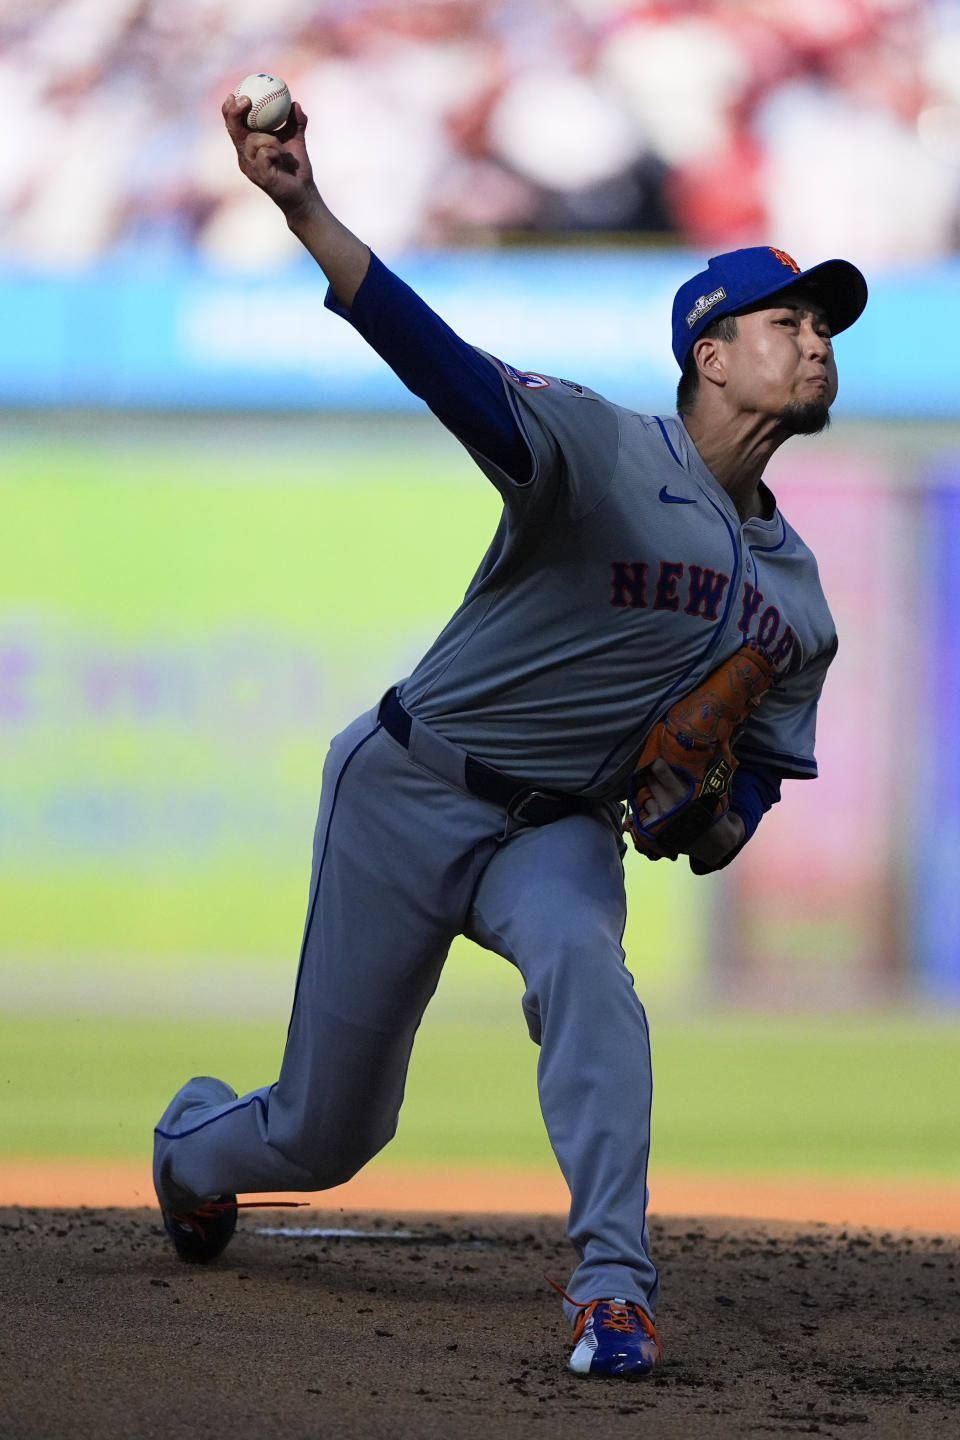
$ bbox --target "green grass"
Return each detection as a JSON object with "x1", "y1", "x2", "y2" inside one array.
[
  {"x1": 2, "y1": 1012, "x2": 957, "y2": 1179},
  {"x1": 0, "y1": 419, "x2": 706, "y2": 994},
  {"x1": 0, "y1": 420, "x2": 500, "y2": 635}
]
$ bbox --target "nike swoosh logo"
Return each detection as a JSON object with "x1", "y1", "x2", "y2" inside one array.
[{"x1": 659, "y1": 486, "x2": 697, "y2": 505}]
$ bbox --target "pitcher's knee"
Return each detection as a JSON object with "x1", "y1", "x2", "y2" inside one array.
[
  {"x1": 273, "y1": 1115, "x2": 398, "y2": 1189},
  {"x1": 529, "y1": 927, "x2": 631, "y2": 997},
  {"x1": 520, "y1": 932, "x2": 643, "y2": 1037}
]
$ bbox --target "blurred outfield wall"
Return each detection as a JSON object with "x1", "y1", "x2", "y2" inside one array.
[
  {"x1": 1, "y1": 251, "x2": 958, "y2": 1013},
  {"x1": 0, "y1": 250, "x2": 959, "y2": 417}
]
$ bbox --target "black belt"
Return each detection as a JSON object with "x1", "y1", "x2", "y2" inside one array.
[{"x1": 378, "y1": 688, "x2": 584, "y2": 827}]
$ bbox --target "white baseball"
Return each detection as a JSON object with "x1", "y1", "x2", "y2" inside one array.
[{"x1": 234, "y1": 73, "x2": 292, "y2": 133}]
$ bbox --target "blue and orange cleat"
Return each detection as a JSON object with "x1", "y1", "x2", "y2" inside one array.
[
  {"x1": 568, "y1": 1298, "x2": 662, "y2": 1379},
  {"x1": 161, "y1": 1194, "x2": 239, "y2": 1265}
]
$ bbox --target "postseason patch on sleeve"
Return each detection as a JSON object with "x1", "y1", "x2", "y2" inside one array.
[{"x1": 492, "y1": 357, "x2": 551, "y2": 389}]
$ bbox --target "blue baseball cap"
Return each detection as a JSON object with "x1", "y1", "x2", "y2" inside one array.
[{"x1": 671, "y1": 246, "x2": 868, "y2": 370}]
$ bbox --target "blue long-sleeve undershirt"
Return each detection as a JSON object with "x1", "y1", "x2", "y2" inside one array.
[
  {"x1": 324, "y1": 251, "x2": 532, "y2": 480},
  {"x1": 688, "y1": 761, "x2": 781, "y2": 874},
  {"x1": 324, "y1": 250, "x2": 782, "y2": 852}
]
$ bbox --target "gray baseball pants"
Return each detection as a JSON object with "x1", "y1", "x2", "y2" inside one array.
[{"x1": 154, "y1": 703, "x2": 659, "y2": 1320}]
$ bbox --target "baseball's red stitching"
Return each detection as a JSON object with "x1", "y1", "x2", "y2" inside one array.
[{"x1": 249, "y1": 85, "x2": 287, "y2": 126}]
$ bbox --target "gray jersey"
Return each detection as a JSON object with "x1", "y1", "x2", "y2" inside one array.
[{"x1": 402, "y1": 353, "x2": 837, "y2": 797}]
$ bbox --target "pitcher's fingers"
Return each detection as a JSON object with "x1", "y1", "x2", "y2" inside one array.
[
  {"x1": 271, "y1": 98, "x2": 303, "y2": 143},
  {"x1": 222, "y1": 93, "x2": 253, "y2": 140},
  {"x1": 245, "y1": 135, "x2": 286, "y2": 179},
  {"x1": 647, "y1": 758, "x2": 683, "y2": 792}
]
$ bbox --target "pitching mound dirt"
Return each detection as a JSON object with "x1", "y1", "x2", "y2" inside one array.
[{"x1": 1, "y1": 1206, "x2": 957, "y2": 1440}]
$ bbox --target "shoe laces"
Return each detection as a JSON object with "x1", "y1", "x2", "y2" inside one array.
[
  {"x1": 545, "y1": 1274, "x2": 662, "y2": 1357},
  {"x1": 169, "y1": 1198, "x2": 306, "y2": 1239},
  {"x1": 587, "y1": 1300, "x2": 644, "y2": 1336}
]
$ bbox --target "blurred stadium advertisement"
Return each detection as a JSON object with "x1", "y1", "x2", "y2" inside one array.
[
  {"x1": 916, "y1": 470, "x2": 960, "y2": 1002},
  {"x1": 0, "y1": 252, "x2": 956, "y2": 416},
  {"x1": 1, "y1": 412, "x2": 958, "y2": 1012},
  {"x1": 722, "y1": 453, "x2": 909, "y2": 1007}
]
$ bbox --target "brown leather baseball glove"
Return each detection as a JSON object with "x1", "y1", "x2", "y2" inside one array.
[{"x1": 625, "y1": 642, "x2": 776, "y2": 859}]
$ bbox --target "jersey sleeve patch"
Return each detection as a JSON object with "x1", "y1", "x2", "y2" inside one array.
[{"x1": 491, "y1": 356, "x2": 551, "y2": 390}]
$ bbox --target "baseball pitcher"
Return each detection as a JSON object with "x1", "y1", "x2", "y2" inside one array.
[{"x1": 152, "y1": 92, "x2": 867, "y2": 1379}]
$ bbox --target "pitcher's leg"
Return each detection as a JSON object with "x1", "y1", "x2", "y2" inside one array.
[
  {"x1": 155, "y1": 716, "x2": 491, "y2": 1208},
  {"x1": 467, "y1": 811, "x2": 658, "y2": 1321},
  {"x1": 153, "y1": 1011, "x2": 439, "y2": 1206}
]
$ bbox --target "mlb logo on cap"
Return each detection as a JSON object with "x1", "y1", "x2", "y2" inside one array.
[{"x1": 671, "y1": 247, "x2": 868, "y2": 370}]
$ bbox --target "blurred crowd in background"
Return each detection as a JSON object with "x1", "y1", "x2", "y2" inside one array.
[{"x1": 3, "y1": 0, "x2": 960, "y2": 270}]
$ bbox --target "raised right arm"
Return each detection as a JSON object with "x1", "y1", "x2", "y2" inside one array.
[
  {"x1": 222, "y1": 94, "x2": 531, "y2": 479},
  {"x1": 223, "y1": 94, "x2": 370, "y2": 307}
]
